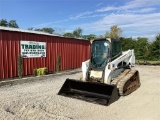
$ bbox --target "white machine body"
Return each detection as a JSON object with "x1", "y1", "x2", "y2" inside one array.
[{"x1": 82, "y1": 49, "x2": 135, "y2": 84}]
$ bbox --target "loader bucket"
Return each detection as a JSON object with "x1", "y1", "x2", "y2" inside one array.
[{"x1": 58, "y1": 79, "x2": 120, "y2": 105}]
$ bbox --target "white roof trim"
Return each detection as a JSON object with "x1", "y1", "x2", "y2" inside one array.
[
  {"x1": 0, "y1": 26, "x2": 60, "y2": 37},
  {"x1": 0, "y1": 26, "x2": 88, "y2": 40}
]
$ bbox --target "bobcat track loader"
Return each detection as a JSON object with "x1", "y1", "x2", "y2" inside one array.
[{"x1": 58, "y1": 38, "x2": 140, "y2": 105}]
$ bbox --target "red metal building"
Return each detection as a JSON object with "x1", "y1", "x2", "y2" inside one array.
[{"x1": 0, "y1": 27, "x2": 90, "y2": 79}]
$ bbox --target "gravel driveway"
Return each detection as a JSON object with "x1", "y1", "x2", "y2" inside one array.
[{"x1": 0, "y1": 65, "x2": 160, "y2": 120}]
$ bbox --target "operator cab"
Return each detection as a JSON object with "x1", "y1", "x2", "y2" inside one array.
[{"x1": 90, "y1": 38, "x2": 122, "y2": 70}]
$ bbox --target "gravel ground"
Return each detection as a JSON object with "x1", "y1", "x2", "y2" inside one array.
[{"x1": 0, "y1": 65, "x2": 160, "y2": 120}]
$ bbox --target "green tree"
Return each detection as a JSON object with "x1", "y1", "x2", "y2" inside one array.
[
  {"x1": 82, "y1": 34, "x2": 97, "y2": 40},
  {"x1": 143, "y1": 43, "x2": 151, "y2": 61},
  {"x1": 42, "y1": 28, "x2": 54, "y2": 34},
  {"x1": 63, "y1": 28, "x2": 83, "y2": 38},
  {"x1": 105, "y1": 32, "x2": 110, "y2": 38},
  {"x1": 63, "y1": 32, "x2": 74, "y2": 38},
  {"x1": 8, "y1": 20, "x2": 19, "y2": 28},
  {"x1": 105, "y1": 25, "x2": 122, "y2": 39},
  {"x1": 34, "y1": 27, "x2": 54, "y2": 34},
  {"x1": 73, "y1": 28, "x2": 83, "y2": 38},
  {"x1": 0, "y1": 19, "x2": 8, "y2": 27},
  {"x1": 34, "y1": 28, "x2": 42, "y2": 32},
  {"x1": 121, "y1": 37, "x2": 152, "y2": 61},
  {"x1": 120, "y1": 37, "x2": 136, "y2": 51},
  {"x1": 98, "y1": 35, "x2": 104, "y2": 38},
  {"x1": 27, "y1": 27, "x2": 34, "y2": 30},
  {"x1": 150, "y1": 34, "x2": 160, "y2": 60},
  {"x1": 135, "y1": 37, "x2": 149, "y2": 61}
]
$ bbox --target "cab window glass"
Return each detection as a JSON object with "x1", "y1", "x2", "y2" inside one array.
[{"x1": 112, "y1": 41, "x2": 121, "y2": 59}]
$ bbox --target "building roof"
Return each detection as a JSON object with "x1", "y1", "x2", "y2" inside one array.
[
  {"x1": 0, "y1": 26, "x2": 88, "y2": 41},
  {"x1": 0, "y1": 26, "x2": 61, "y2": 36}
]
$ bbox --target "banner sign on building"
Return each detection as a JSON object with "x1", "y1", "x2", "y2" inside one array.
[{"x1": 20, "y1": 41, "x2": 46, "y2": 58}]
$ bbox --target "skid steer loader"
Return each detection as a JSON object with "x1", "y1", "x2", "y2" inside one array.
[{"x1": 58, "y1": 38, "x2": 140, "y2": 105}]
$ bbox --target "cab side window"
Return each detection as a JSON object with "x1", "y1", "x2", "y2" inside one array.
[{"x1": 112, "y1": 41, "x2": 122, "y2": 60}]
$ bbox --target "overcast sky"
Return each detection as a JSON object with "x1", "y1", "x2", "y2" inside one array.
[{"x1": 0, "y1": 0, "x2": 160, "y2": 40}]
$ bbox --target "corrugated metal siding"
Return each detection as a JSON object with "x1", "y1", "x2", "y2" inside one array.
[{"x1": 0, "y1": 30, "x2": 90, "y2": 79}]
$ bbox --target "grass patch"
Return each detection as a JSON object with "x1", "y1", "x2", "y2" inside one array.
[{"x1": 136, "y1": 60, "x2": 160, "y2": 65}]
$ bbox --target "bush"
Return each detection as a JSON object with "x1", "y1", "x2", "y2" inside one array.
[
  {"x1": 43, "y1": 67, "x2": 47, "y2": 75},
  {"x1": 34, "y1": 67, "x2": 47, "y2": 76},
  {"x1": 56, "y1": 55, "x2": 61, "y2": 72},
  {"x1": 34, "y1": 69, "x2": 37, "y2": 76},
  {"x1": 37, "y1": 69, "x2": 41, "y2": 76},
  {"x1": 18, "y1": 54, "x2": 23, "y2": 78}
]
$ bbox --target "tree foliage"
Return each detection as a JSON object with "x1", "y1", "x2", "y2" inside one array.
[
  {"x1": 150, "y1": 34, "x2": 160, "y2": 60},
  {"x1": 27, "y1": 27, "x2": 34, "y2": 30},
  {"x1": 135, "y1": 37, "x2": 149, "y2": 60},
  {"x1": 73, "y1": 28, "x2": 83, "y2": 38},
  {"x1": 34, "y1": 27, "x2": 54, "y2": 34},
  {"x1": 63, "y1": 28, "x2": 83, "y2": 38},
  {"x1": 0, "y1": 19, "x2": 19, "y2": 28},
  {"x1": 63, "y1": 32, "x2": 74, "y2": 38},
  {"x1": 98, "y1": 35, "x2": 104, "y2": 38},
  {"x1": 105, "y1": 25, "x2": 122, "y2": 39},
  {"x1": 0, "y1": 19, "x2": 8, "y2": 27},
  {"x1": 121, "y1": 34, "x2": 160, "y2": 61},
  {"x1": 82, "y1": 34, "x2": 97, "y2": 40},
  {"x1": 120, "y1": 37, "x2": 136, "y2": 51},
  {"x1": 8, "y1": 20, "x2": 19, "y2": 28}
]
